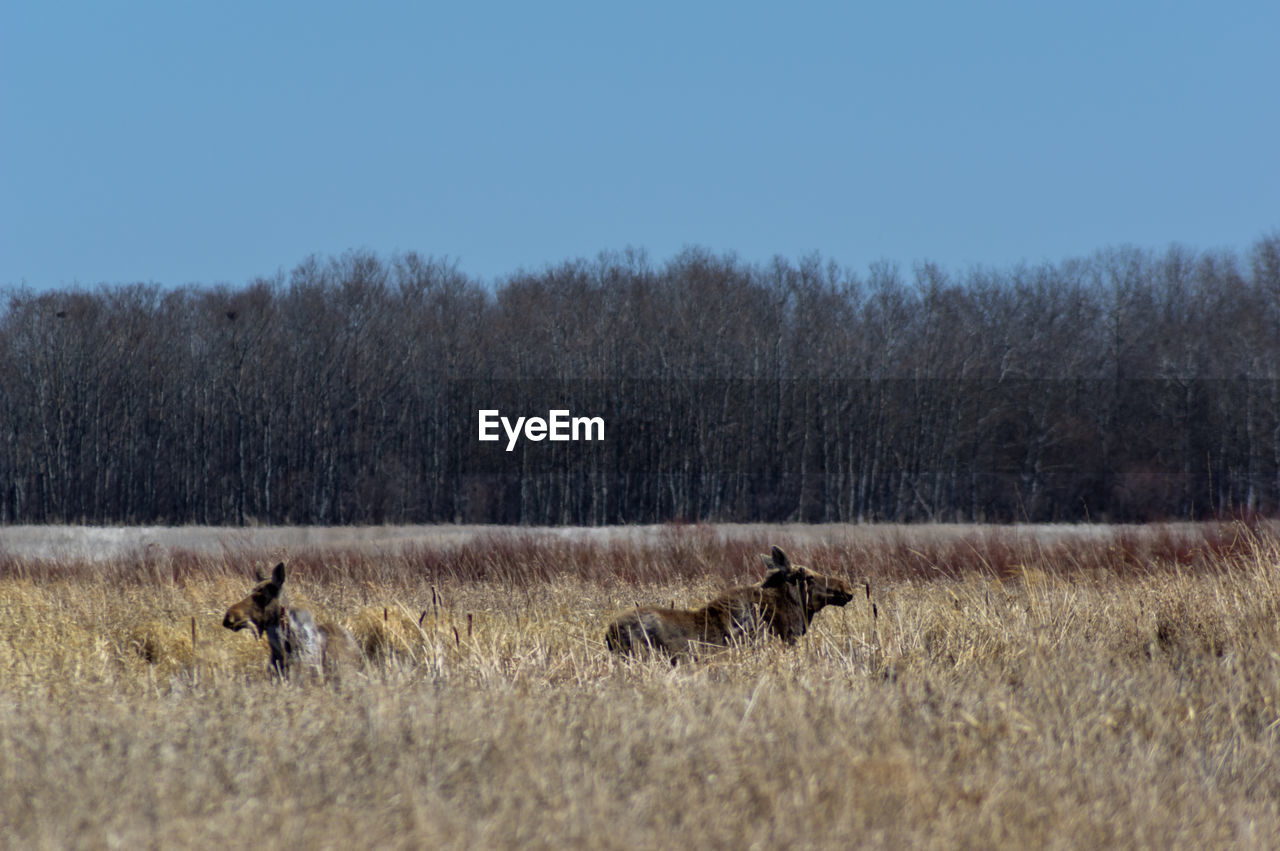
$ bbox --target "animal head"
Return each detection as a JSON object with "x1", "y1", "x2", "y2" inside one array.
[
  {"x1": 759, "y1": 546, "x2": 855, "y2": 619},
  {"x1": 799, "y1": 567, "x2": 855, "y2": 614},
  {"x1": 222, "y1": 562, "x2": 288, "y2": 636}
]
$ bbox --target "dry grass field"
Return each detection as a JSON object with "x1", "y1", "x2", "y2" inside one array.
[{"x1": 3, "y1": 523, "x2": 1280, "y2": 848}]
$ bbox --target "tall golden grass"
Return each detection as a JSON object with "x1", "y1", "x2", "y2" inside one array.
[{"x1": 2, "y1": 523, "x2": 1280, "y2": 848}]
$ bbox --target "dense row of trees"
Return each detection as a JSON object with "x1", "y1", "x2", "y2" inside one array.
[{"x1": 3, "y1": 236, "x2": 1280, "y2": 525}]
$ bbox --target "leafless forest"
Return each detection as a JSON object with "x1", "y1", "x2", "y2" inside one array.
[{"x1": 3, "y1": 237, "x2": 1279, "y2": 525}]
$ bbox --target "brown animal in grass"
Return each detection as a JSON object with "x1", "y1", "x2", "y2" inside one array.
[
  {"x1": 789, "y1": 557, "x2": 859, "y2": 629},
  {"x1": 222, "y1": 562, "x2": 360, "y2": 678},
  {"x1": 605, "y1": 546, "x2": 854, "y2": 659}
]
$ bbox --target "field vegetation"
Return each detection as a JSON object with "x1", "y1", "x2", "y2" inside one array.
[{"x1": 3, "y1": 522, "x2": 1280, "y2": 848}]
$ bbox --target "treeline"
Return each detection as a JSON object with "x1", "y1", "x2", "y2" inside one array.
[{"x1": 3, "y1": 237, "x2": 1280, "y2": 525}]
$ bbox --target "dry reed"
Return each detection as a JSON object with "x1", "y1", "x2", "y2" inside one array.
[{"x1": 2, "y1": 522, "x2": 1279, "y2": 848}]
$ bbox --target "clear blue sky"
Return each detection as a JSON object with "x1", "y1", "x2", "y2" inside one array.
[{"x1": 4, "y1": 1, "x2": 1277, "y2": 290}]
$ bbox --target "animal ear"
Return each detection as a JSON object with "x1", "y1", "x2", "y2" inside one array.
[
  {"x1": 254, "y1": 569, "x2": 266, "y2": 581},
  {"x1": 272, "y1": 562, "x2": 286, "y2": 586},
  {"x1": 761, "y1": 546, "x2": 796, "y2": 582}
]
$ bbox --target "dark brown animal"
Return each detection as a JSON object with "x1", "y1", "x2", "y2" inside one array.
[
  {"x1": 788, "y1": 558, "x2": 857, "y2": 629},
  {"x1": 222, "y1": 562, "x2": 359, "y2": 678},
  {"x1": 605, "y1": 546, "x2": 854, "y2": 659}
]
